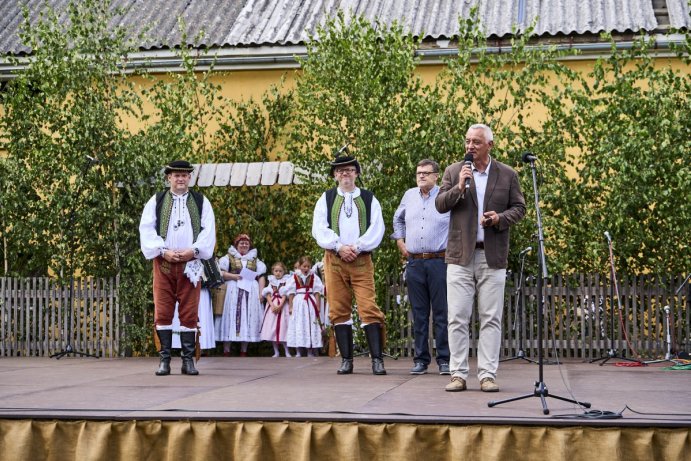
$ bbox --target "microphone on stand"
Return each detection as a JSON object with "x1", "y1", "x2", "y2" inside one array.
[
  {"x1": 604, "y1": 231, "x2": 612, "y2": 243},
  {"x1": 519, "y1": 246, "x2": 532, "y2": 256},
  {"x1": 463, "y1": 153, "x2": 473, "y2": 190},
  {"x1": 521, "y1": 152, "x2": 537, "y2": 163},
  {"x1": 85, "y1": 155, "x2": 100, "y2": 165}
]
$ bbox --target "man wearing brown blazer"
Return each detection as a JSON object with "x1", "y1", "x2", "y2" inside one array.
[{"x1": 435, "y1": 124, "x2": 526, "y2": 392}]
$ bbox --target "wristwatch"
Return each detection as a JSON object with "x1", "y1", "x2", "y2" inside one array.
[{"x1": 193, "y1": 247, "x2": 200, "y2": 258}]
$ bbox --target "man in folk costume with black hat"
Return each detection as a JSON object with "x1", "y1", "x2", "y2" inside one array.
[
  {"x1": 139, "y1": 160, "x2": 216, "y2": 376},
  {"x1": 312, "y1": 153, "x2": 388, "y2": 375}
]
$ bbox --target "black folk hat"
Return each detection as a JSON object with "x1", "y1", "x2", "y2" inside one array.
[
  {"x1": 329, "y1": 155, "x2": 361, "y2": 176},
  {"x1": 164, "y1": 160, "x2": 194, "y2": 175}
]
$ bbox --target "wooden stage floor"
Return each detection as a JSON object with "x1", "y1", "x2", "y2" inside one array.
[{"x1": 0, "y1": 356, "x2": 689, "y2": 427}]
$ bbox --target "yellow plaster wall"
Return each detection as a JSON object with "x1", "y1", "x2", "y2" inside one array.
[
  {"x1": 9, "y1": 55, "x2": 689, "y2": 166},
  {"x1": 127, "y1": 55, "x2": 687, "y2": 138}
]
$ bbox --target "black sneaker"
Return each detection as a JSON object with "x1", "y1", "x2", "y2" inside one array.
[
  {"x1": 438, "y1": 362, "x2": 451, "y2": 375},
  {"x1": 410, "y1": 362, "x2": 428, "y2": 375}
]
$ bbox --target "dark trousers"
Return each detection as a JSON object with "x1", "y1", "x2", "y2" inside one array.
[{"x1": 406, "y1": 257, "x2": 449, "y2": 365}]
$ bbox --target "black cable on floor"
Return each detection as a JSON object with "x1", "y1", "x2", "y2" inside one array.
[
  {"x1": 623, "y1": 405, "x2": 691, "y2": 417},
  {"x1": 551, "y1": 409, "x2": 623, "y2": 420},
  {"x1": 551, "y1": 404, "x2": 691, "y2": 421}
]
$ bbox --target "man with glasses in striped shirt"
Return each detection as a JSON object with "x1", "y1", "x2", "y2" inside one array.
[{"x1": 392, "y1": 159, "x2": 451, "y2": 375}]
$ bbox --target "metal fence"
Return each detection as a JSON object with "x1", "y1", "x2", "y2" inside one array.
[
  {"x1": 1, "y1": 274, "x2": 688, "y2": 360},
  {"x1": 385, "y1": 273, "x2": 690, "y2": 361},
  {"x1": 0, "y1": 276, "x2": 120, "y2": 357}
]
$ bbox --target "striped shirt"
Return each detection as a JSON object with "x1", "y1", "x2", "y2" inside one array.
[{"x1": 391, "y1": 185, "x2": 450, "y2": 254}]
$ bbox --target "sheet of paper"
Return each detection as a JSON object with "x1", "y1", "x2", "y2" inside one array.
[{"x1": 237, "y1": 267, "x2": 258, "y2": 292}]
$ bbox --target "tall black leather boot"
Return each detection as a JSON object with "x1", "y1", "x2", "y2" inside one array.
[
  {"x1": 364, "y1": 323, "x2": 387, "y2": 375},
  {"x1": 180, "y1": 331, "x2": 199, "y2": 376},
  {"x1": 334, "y1": 324, "x2": 354, "y2": 375},
  {"x1": 155, "y1": 329, "x2": 172, "y2": 376}
]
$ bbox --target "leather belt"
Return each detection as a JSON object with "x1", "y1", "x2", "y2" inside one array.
[
  {"x1": 475, "y1": 242, "x2": 485, "y2": 249},
  {"x1": 329, "y1": 250, "x2": 371, "y2": 259},
  {"x1": 409, "y1": 251, "x2": 445, "y2": 260}
]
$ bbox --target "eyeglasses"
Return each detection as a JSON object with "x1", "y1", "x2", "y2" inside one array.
[
  {"x1": 336, "y1": 167, "x2": 357, "y2": 174},
  {"x1": 416, "y1": 171, "x2": 437, "y2": 177}
]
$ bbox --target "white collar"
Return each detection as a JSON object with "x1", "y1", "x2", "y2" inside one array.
[
  {"x1": 337, "y1": 186, "x2": 360, "y2": 198},
  {"x1": 419, "y1": 185, "x2": 439, "y2": 197},
  {"x1": 268, "y1": 274, "x2": 290, "y2": 285},
  {"x1": 229, "y1": 246, "x2": 257, "y2": 261},
  {"x1": 170, "y1": 190, "x2": 189, "y2": 199},
  {"x1": 472, "y1": 157, "x2": 492, "y2": 175},
  {"x1": 297, "y1": 271, "x2": 311, "y2": 281}
]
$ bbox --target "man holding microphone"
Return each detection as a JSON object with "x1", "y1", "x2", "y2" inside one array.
[{"x1": 435, "y1": 124, "x2": 525, "y2": 392}]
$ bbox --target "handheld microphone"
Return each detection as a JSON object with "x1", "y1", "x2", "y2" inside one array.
[
  {"x1": 463, "y1": 153, "x2": 473, "y2": 190},
  {"x1": 604, "y1": 231, "x2": 611, "y2": 243},
  {"x1": 521, "y1": 152, "x2": 537, "y2": 163},
  {"x1": 519, "y1": 246, "x2": 532, "y2": 256}
]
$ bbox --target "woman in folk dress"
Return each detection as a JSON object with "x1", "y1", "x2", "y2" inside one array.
[
  {"x1": 286, "y1": 256, "x2": 324, "y2": 357},
  {"x1": 214, "y1": 234, "x2": 266, "y2": 356}
]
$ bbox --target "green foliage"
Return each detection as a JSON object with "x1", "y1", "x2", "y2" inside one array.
[
  {"x1": 285, "y1": 10, "x2": 690, "y2": 347},
  {"x1": 1, "y1": 0, "x2": 141, "y2": 276},
  {"x1": 2, "y1": 2, "x2": 689, "y2": 355},
  {"x1": 0, "y1": 1, "x2": 303, "y2": 354},
  {"x1": 141, "y1": 36, "x2": 308, "y2": 271},
  {"x1": 433, "y1": 13, "x2": 583, "y2": 274},
  {"x1": 0, "y1": 0, "x2": 160, "y2": 354},
  {"x1": 538, "y1": 33, "x2": 691, "y2": 274},
  {"x1": 288, "y1": 12, "x2": 433, "y2": 346},
  {"x1": 286, "y1": 11, "x2": 581, "y2": 346}
]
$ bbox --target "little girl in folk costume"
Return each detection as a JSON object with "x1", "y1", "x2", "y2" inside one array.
[
  {"x1": 286, "y1": 256, "x2": 324, "y2": 357},
  {"x1": 215, "y1": 233, "x2": 266, "y2": 357},
  {"x1": 260, "y1": 262, "x2": 292, "y2": 357}
]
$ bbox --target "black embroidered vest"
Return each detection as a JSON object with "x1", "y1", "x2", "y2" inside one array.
[
  {"x1": 324, "y1": 188, "x2": 373, "y2": 236},
  {"x1": 155, "y1": 190, "x2": 204, "y2": 240}
]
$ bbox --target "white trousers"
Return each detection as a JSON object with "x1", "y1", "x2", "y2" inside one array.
[{"x1": 447, "y1": 250, "x2": 506, "y2": 381}]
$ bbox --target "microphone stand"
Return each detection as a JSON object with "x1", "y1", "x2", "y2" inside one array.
[
  {"x1": 644, "y1": 273, "x2": 689, "y2": 365},
  {"x1": 489, "y1": 157, "x2": 590, "y2": 414},
  {"x1": 589, "y1": 234, "x2": 641, "y2": 366},
  {"x1": 51, "y1": 157, "x2": 100, "y2": 360},
  {"x1": 500, "y1": 249, "x2": 537, "y2": 364}
]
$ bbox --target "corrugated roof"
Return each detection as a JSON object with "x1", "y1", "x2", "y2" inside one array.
[
  {"x1": 0, "y1": 0, "x2": 670, "y2": 55},
  {"x1": 117, "y1": 0, "x2": 244, "y2": 50},
  {"x1": 666, "y1": 0, "x2": 691, "y2": 29},
  {"x1": 224, "y1": 0, "x2": 660, "y2": 46},
  {"x1": 0, "y1": 0, "x2": 244, "y2": 54}
]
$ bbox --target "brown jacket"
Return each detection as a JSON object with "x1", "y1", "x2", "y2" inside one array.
[{"x1": 435, "y1": 159, "x2": 526, "y2": 268}]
